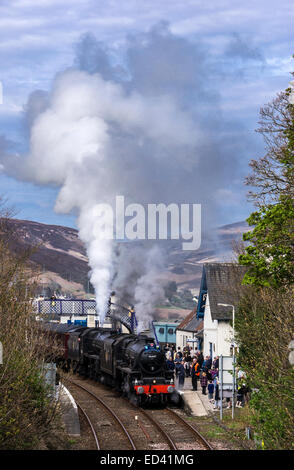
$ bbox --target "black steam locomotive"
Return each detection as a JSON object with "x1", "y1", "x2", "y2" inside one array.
[{"x1": 44, "y1": 322, "x2": 176, "y2": 405}]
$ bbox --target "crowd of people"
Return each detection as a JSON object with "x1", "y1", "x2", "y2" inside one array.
[{"x1": 163, "y1": 343, "x2": 249, "y2": 410}]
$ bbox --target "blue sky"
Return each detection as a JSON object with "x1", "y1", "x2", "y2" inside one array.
[{"x1": 0, "y1": 0, "x2": 293, "y2": 228}]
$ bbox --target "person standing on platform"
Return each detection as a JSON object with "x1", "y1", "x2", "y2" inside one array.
[
  {"x1": 166, "y1": 356, "x2": 175, "y2": 373},
  {"x1": 197, "y1": 351, "x2": 204, "y2": 369},
  {"x1": 213, "y1": 356, "x2": 219, "y2": 370},
  {"x1": 191, "y1": 358, "x2": 200, "y2": 391},
  {"x1": 213, "y1": 379, "x2": 221, "y2": 409},
  {"x1": 184, "y1": 351, "x2": 192, "y2": 377},
  {"x1": 177, "y1": 360, "x2": 186, "y2": 390},
  {"x1": 174, "y1": 353, "x2": 182, "y2": 377},
  {"x1": 208, "y1": 380, "x2": 214, "y2": 402},
  {"x1": 200, "y1": 372, "x2": 208, "y2": 395}
]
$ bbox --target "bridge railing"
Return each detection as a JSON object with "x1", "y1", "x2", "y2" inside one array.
[
  {"x1": 36, "y1": 299, "x2": 96, "y2": 316},
  {"x1": 34, "y1": 298, "x2": 138, "y2": 333}
]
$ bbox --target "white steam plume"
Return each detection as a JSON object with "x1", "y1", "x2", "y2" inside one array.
[{"x1": 6, "y1": 69, "x2": 198, "y2": 323}]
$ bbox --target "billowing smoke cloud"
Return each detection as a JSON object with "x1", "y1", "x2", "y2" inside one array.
[
  {"x1": 1, "y1": 22, "x2": 249, "y2": 328},
  {"x1": 133, "y1": 245, "x2": 165, "y2": 332},
  {"x1": 112, "y1": 243, "x2": 165, "y2": 330},
  {"x1": 14, "y1": 68, "x2": 197, "y2": 325}
]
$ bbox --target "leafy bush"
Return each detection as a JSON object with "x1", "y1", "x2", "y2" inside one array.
[
  {"x1": 235, "y1": 287, "x2": 294, "y2": 449},
  {"x1": 0, "y1": 215, "x2": 60, "y2": 449}
]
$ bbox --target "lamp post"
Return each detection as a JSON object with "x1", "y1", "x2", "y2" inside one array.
[{"x1": 218, "y1": 302, "x2": 236, "y2": 419}]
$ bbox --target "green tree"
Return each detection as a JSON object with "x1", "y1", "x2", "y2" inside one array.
[
  {"x1": 239, "y1": 197, "x2": 294, "y2": 287},
  {"x1": 239, "y1": 79, "x2": 294, "y2": 287},
  {"x1": 234, "y1": 71, "x2": 294, "y2": 449},
  {"x1": 235, "y1": 287, "x2": 294, "y2": 449}
]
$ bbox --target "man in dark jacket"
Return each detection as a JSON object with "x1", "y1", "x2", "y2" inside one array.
[
  {"x1": 177, "y1": 347, "x2": 183, "y2": 358},
  {"x1": 191, "y1": 358, "x2": 200, "y2": 391},
  {"x1": 206, "y1": 356, "x2": 212, "y2": 370},
  {"x1": 166, "y1": 357, "x2": 175, "y2": 372},
  {"x1": 213, "y1": 356, "x2": 219, "y2": 369},
  {"x1": 197, "y1": 351, "x2": 204, "y2": 369},
  {"x1": 174, "y1": 353, "x2": 182, "y2": 377},
  {"x1": 177, "y1": 361, "x2": 186, "y2": 390},
  {"x1": 184, "y1": 352, "x2": 192, "y2": 377}
]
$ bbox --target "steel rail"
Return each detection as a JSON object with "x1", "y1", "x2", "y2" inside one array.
[
  {"x1": 136, "y1": 407, "x2": 177, "y2": 450},
  {"x1": 165, "y1": 407, "x2": 213, "y2": 450},
  {"x1": 63, "y1": 377, "x2": 137, "y2": 450},
  {"x1": 75, "y1": 399, "x2": 100, "y2": 450},
  {"x1": 118, "y1": 393, "x2": 178, "y2": 450}
]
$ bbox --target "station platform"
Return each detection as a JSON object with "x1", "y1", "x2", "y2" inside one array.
[
  {"x1": 175, "y1": 376, "x2": 215, "y2": 417},
  {"x1": 58, "y1": 384, "x2": 80, "y2": 436}
]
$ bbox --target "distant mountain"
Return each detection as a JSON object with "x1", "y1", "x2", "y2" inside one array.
[
  {"x1": 2, "y1": 218, "x2": 249, "y2": 300},
  {"x1": 157, "y1": 220, "x2": 249, "y2": 290},
  {"x1": 2, "y1": 218, "x2": 89, "y2": 297}
]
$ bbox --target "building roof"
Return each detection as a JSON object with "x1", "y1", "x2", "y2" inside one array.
[
  {"x1": 176, "y1": 308, "x2": 203, "y2": 333},
  {"x1": 203, "y1": 263, "x2": 249, "y2": 321}
]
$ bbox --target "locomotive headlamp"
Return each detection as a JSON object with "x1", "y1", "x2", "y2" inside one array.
[
  {"x1": 137, "y1": 386, "x2": 144, "y2": 394},
  {"x1": 167, "y1": 385, "x2": 174, "y2": 393},
  {"x1": 153, "y1": 380, "x2": 156, "y2": 384}
]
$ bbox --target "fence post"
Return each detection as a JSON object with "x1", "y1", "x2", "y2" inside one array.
[
  {"x1": 232, "y1": 351, "x2": 236, "y2": 419},
  {"x1": 220, "y1": 355, "x2": 223, "y2": 421}
]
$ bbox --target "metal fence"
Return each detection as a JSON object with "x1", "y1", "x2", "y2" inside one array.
[
  {"x1": 36, "y1": 299, "x2": 96, "y2": 316},
  {"x1": 35, "y1": 298, "x2": 138, "y2": 333}
]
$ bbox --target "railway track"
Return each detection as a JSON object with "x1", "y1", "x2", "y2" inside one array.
[
  {"x1": 165, "y1": 408, "x2": 213, "y2": 450},
  {"x1": 137, "y1": 407, "x2": 213, "y2": 450},
  {"x1": 62, "y1": 376, "x2": 213, "y2": 450},
  {"x1": 74, "y1": 398, "x2": 101, "y2": 450},
  {"x1": 63, "y1": 377, "x2": 136, "y2": 450}
]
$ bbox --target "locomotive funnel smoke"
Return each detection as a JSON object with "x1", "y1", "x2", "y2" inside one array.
[
  {"x1": 134, "y1": 245, "x2": 165, "y2": 332},
  {"x1": 112, "y1": 243, "x2": 165, "y2": 331}
]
